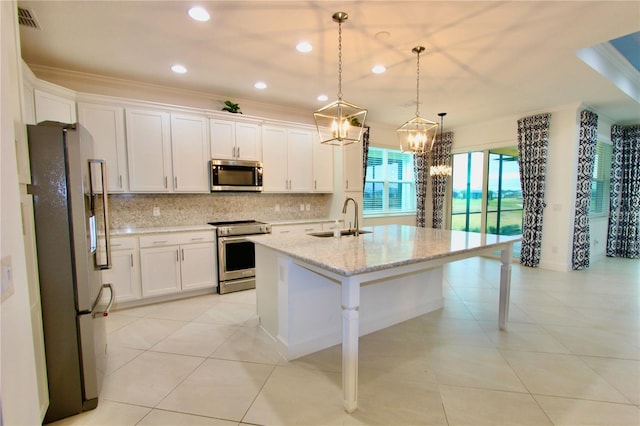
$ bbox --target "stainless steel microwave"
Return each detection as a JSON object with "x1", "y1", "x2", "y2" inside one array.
[{"x1": 210, "y1": 159, "x2": 263, "y2": 192}]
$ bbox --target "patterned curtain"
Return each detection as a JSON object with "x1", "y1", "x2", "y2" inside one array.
[
  {"x1": 362, "y1": 127, "x2": 370, "y2": 191},
  {"x1": 607, "y1": 125, "x2": 640, "y2": 258},
  {"x1": 517, "y1": 113, "x2": 551, "y2": 267},
  {"x1": 431, "y1": 131, "x2": 453, "y2": 229},
  {"x1": 414, "y1": 150, "x2": 428, "y2": 227},
  {"x1": 571, "y1": 110, "x2": 598, "y2": 270}
]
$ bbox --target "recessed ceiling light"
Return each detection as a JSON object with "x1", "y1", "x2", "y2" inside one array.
[
  {"x1": 171, "y1": 64, "x2": 187, "y2": 74},
  {"x1": 372, "y1": 64, "x2": 386, "y2": 74},
  {"x1": 254, "y1": 81, "x2": 267, "y2": 89},
  {"x1": 296, "y1": 41, "x2": 313, "y2": 53},
  {"x1": 317, "y1": 94, "x2": 328, "y2": 102},
  {"x1": 188, "y1": 6, "x2": 210, "y2": 22}
]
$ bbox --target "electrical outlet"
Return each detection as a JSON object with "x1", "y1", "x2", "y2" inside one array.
[
  {"x1": 305, "y1": 204, "x2": 311, "y2": 211},
  {"x1": 153, "y1": 206, "x2": 160, "y2": 216},
  {"x1": 299, "y1": 204, "x2": 305, "y2": 211},
  {"x1": 275, "y1": 204, "x2": 280, "y2": 212}
]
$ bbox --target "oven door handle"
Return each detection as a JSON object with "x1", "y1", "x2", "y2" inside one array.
[{"x1": 218, "y1": 235, "x2": 252, "y2": 243}]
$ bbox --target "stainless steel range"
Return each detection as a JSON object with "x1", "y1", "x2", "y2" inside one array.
[{"x1": 208, "y1": 220, "x2": 271, "y2": 294}]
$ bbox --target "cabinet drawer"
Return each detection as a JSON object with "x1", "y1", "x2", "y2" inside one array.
[
  {"x1": 108, "y1": 236, "x2": 136, "y2": 251},
  {"x1": 139, "y1": 231, "x2": 214, "y2": 248}
]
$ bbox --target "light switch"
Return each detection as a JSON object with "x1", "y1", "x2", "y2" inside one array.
[
  {"x1": 1, "y1": 256, "x2": 15, "y2": 303},
  {"x1": 153, "y1": 206, "x2": 161, "y2": 216}
]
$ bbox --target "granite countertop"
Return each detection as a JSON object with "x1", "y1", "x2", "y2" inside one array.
[
  {"x1": 249, "y1": 224, "x2": 521, "y2": 277},
  {"x1": 108, "y1": 219, "x2": 338, "y2": 236},
  {"x1": 109, "y1": 224, "x2": 215, "y2": 236}
]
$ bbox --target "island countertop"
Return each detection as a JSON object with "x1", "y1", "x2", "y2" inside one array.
[{"x1": 249, "y1": 224, "x2": 521, "y2": 277}]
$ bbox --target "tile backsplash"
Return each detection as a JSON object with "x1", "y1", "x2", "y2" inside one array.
[{"x1": 107, "y1": 193, "x2": 333, "y2": 229}]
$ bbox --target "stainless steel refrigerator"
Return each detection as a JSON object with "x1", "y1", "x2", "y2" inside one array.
[{"x1": 27, "y1": 122, "x2": 114, "y2": 423}]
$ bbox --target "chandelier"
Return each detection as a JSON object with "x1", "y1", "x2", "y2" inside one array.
[
  {"x1": 429, "y1": 112, "x2": 452, "y2": 176},
  {"x1": 398, "y1": 46, "x2": 438, "y2": 154},
  {"x1": 314, "y1": 12, "x2": 367, "y2": 146}
]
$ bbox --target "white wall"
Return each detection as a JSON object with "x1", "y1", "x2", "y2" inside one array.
[{"x1": 1, "y1": 1, "x2": 44, "y2": 423}]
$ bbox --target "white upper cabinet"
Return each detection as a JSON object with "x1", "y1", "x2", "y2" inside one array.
[
  {"x1": 312, "y1": 131, "x2": 334, "y2": 193},
  {"x1": 262, "y1": 125, "x2": 313, "y2": 193},
  {"x1": 170, "y1": 113, "x2": 210, "y2": 192},
  {"x1": 77, "y1": 102, "x2": 128, "y2": 192},
  {"x1": 210, "y1": 118, "x2": 261, "y2": 161},
  {"x1": 343, "y1": 142, "x2": 363, "y2": 192},
  {"x1": 34, "y1": 89, "x2": 76, "y2": 124},
  {"x1": 125, "y1": 108, "x2": 172, "y2": 192}
]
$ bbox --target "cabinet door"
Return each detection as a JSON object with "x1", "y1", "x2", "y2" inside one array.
[
  {"x1": 171, "y1": 113, "x2": 209, "y2": 192},
  {"x1": 210, "y1": 119, "x2": 236, "y2": 159},
  {"x1": 287, "y1": 128, "x2": 313, "y2": 192},
  {"x1": 78, "y1": 103, "x2": 128, "y2": 192},
  {"x1": 34, "y1": 89, "x2": 76, "y2": 124},
  {"x1": 261, "y1": 126, "x2": 288, "y2": 192},
  {"x1": 126, "y1": 108, "x2": 172, "y2": 192},
  {"x1": 140, "y1": 246, "x2": 181, "y2": 297},
  {"x1": 101, "y1": 250, "x2": 140, "y2": 303},
  {"x1": 343, "y1": 142, "x2": 363, "y2": 192},
  {"x1": 235, "y1": 122, "x2": 261, "y2": 160},
  {"x1": 312, "y1": 135, "x2": 334, "y2": 192},
  {"x1": 180, "y1": 242, "x2": 216, "y2": 291}
]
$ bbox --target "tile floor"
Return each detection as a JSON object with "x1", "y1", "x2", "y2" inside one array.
[{"x1": 51, "y1": 256, "x2": 639, "y2": 426}]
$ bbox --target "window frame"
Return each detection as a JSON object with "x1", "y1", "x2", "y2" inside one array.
[
  {"x1": 589, "y1": 140, "x2": 613, "y2": 217},
  {"x1": 363, "y1": 147, "x2": 416, "y2": 217}
]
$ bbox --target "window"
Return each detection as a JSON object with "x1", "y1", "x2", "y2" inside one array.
[
  {"x1": 590, "y1": 141, "x2": 613, "y2": 216},
  {"x1": 363, "y1": 147, "x2": 415, "y2": 215}
]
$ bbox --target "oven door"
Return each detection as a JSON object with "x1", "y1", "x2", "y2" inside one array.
[{"x1": 217, "y1": 235, "x2": 256, "y2": 282}]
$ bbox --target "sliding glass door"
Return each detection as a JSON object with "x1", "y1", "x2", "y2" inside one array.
[
  {"x1": 451, "y1": 151, "x2": 485, "y2": 232},
  {"x1": 450, "y1": 147, "x2": 522, "y2": 258}
]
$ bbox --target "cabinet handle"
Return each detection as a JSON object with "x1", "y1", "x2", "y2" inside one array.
[
  {"x1": 232, "y1": 146, "x2": 236, "y2": 158},
  {"x1": 314, "y1": 180, "x2": 317, "y2": 190},
  {"x1": 346, "y1": 179, "x2": 349, "y2": 190},
  {"x1": 181, "y1": 248, "x2": 184, "y2": 261},
  {"x1": 130, "y1": 253, "x2": 134, "y2": 267},
  {"x1": 237, "y1": 146, "x2": 240, "y2": 158},
  {"x1": 111, "y1": 243, "x2": 122, "y2": 247},
  {"x1": 153, "y1": 240, "x2": 168, "y2": 244},
  {"x1": 164, "y1": 176, "x2": 168, "y2": 188},
  {"x1": 191, "y1": 237, "x2": 204, "y2": 241},
  {"x1": 119, "y1": 175, "x2": 123, "y2": 189},
  {"x1": 176, "y1": 249, "x2": 180, "y2": 262},
  {"x1": 174, "y1": 176, "x2": 178, "y2": 188}
]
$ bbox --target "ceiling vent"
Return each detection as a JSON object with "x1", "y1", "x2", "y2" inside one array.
[{"x1": 17, "y1": 7, "x2": 41, "y2": 29}]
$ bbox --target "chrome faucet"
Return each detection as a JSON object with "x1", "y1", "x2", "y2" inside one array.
[{"x1": 341, "y1": 197, "x2": 359, "y2": 236}]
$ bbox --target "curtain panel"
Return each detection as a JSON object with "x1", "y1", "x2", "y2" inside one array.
[
  {"x1": 607, "y1": 125, "x2": 640, "y2": 258},
  {"x1": 362, "y1": 127, "x2": 370, "y2": 191},
  {"x1": 430, "y1": 131, "x2": 453, "y2": 229},
  {"x1": 517, "y1": 113, "x2": 551, "y2": 267},
  {"x1": 571, "y1": 110, "x2": 598, "y2": 270},
  {"x1": 414, "y1": 150, "x2": 428, "y2": 227}
]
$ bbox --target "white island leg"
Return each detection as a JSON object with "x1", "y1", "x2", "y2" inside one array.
[
  {"x1": 341, "y1": 276, "x2": 360, "y2": 413},
  {"x1": 499, "y1": 244, "x2": 513, "y2": 330}
]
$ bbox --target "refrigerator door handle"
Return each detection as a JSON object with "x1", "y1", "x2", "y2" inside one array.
[
  {"x1": 92, "y1": 283, "x2": 114, "y2": 317},
  {"x1": 89, "y1": 159, "x2": 111, "y2": 270}
]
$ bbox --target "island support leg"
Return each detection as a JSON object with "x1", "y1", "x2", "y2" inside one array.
[
  {"x1": 341, "y1": 276, "x2": 360, "y2": 413},
  {"x1": 499, "y1": 244, "x2": 513, "y2": 331}
]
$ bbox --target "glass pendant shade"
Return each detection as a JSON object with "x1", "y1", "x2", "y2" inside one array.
[{"x1": 314, "y1": 11, "x2": 367, "y2": 146}]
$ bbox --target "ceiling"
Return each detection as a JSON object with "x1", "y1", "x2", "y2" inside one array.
[{"x1": 17, "y1": 1, "x2": 640, "y2": 129}]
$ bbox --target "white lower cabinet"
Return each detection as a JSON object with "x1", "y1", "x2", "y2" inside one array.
[
  {"x1": 100, "y1": 237, "x2": 141, "y2": 304},
  {"x1": 139, "y1": 231, "x2": 216, "y2": 298}
]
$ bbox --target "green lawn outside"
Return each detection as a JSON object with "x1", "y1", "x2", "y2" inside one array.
[{"x1": 451, "y1": 197, "x2": 523, "y2": 235}]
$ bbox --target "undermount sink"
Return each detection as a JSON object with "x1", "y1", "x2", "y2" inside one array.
[{"x1": 308, "y1": 229, "x2": 372, "y2": 238}]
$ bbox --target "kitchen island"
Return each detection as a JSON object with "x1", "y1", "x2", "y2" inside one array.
[{"x1": 249, "y1": 224, "x2": 520, "y2": 413}]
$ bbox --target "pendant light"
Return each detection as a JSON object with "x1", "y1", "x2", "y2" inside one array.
[
  {"x1": 314, "y1": 12, "x2": 367, "y2": 146},
  {"x1": 397, "y1": 46, "x2": 438, "y2": 154},
  {"x1": 429, "y1": 112, "x2": 452, "y2": 176}
]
